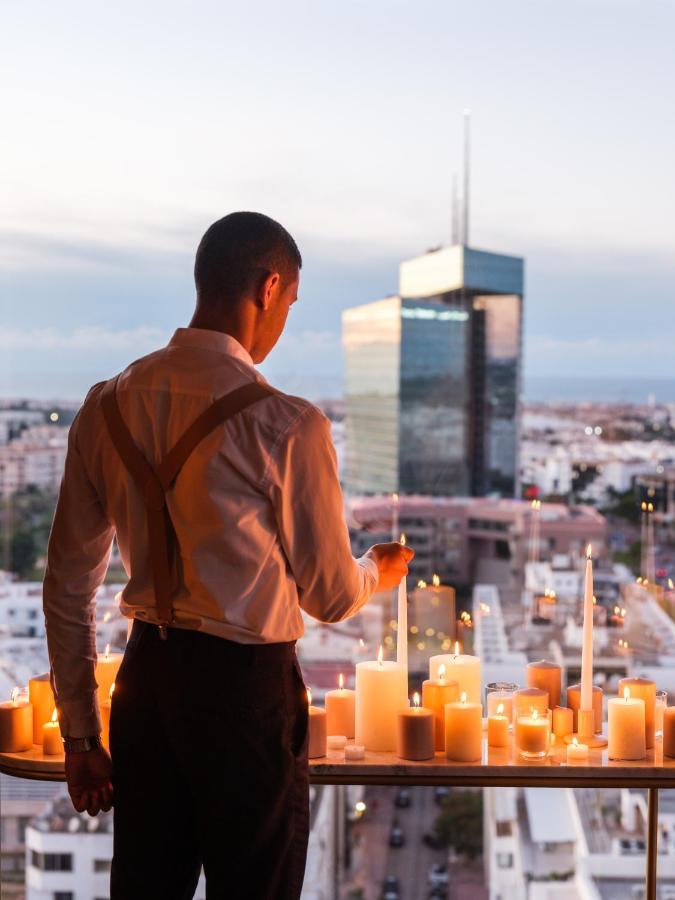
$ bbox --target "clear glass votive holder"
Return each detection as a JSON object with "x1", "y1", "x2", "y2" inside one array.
[
  {"x1": 656, "y1": 690, "x2": 668, "y2": 738},
  {"x1": 515, "y1": 710, "x2": 550, "y2": 759},
  {"x1": 486, "y1": 682, "x2": 518, "y2": 721}
]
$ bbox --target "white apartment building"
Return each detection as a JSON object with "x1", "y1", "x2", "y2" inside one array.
[{"x1": 0, "y1": 425, "x2": 68, "y2": 498}]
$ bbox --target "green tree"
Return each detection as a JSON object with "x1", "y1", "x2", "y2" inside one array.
[
  {"x1": 433, "y1": 790, "x2": 483, "y2": 860},
  {"x1": 10, "y1": 530, "x2": 38, "y2": 577}
]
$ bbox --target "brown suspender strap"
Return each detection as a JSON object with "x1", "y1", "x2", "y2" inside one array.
[{"x1": 100, "y1": 375, "x2": 274, "y2": 632}]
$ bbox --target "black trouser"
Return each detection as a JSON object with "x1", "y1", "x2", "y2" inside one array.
[{"x1": 109, "y1": 619, "x2": 310, "y2": 899}]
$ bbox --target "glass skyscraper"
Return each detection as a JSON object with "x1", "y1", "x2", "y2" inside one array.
[{"x1": 342, "y1": 245, "x2": 524, "y2": 497}]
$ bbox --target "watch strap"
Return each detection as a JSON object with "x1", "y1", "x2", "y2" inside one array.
[{"x1": 63, "y1": 734, "x2": 103, "y2": 753}]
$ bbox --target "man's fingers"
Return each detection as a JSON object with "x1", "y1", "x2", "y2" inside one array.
[
  {"x1": 100, "y1": 785, "x2": 114, "y2": 811},
  {"x1": 70, "y1": 789, "x2": 87, "y2": 813}
]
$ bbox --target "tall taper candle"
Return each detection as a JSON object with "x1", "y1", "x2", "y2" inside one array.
[
  {"x1": 396, "y1": 533, "x2": 408, "y2": 674},
  {"x1": 580, "y1": 545, "x2": 594, "y2": 712}
]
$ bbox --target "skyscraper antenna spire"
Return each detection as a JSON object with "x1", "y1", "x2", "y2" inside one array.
[
  {"x1": 462, "y1": 108, "x2": 471, "y2": 246},
  {"x1": 451, "y1": 172, "x2": 459, "y2": 245}
]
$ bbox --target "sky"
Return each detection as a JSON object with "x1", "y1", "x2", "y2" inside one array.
[{"x1": 2, "y1": 0, "x2": 675, "y2": 400}]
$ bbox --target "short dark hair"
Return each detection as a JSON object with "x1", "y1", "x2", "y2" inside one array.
[{"x1": 194, "y1": 211, "x2": 301, "y2": 305}]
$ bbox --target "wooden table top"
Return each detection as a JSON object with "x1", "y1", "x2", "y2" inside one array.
[{"x1": 3, "y1": 736, "x2": 675, "y2": 788}]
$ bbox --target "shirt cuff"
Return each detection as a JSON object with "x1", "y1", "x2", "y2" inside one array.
[
  {"x1": 357, "y1": 554, "x2": 379, "y2": 588},
  {"x1": 57, "y1": 694, "x2": 102, "y2": 739}
]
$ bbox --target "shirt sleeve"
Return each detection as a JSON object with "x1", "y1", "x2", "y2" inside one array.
[
  {"x1": 266, "y1": 405, "x2": 378, "y2": 623},
  {"x1": 43, "y1": 404, "x2": 115, "y2": 738}
]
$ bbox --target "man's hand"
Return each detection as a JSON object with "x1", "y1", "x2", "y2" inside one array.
[
  {"x1": 65, "y1": 746, "x2": 114, "y2": 816},
  {"x1": 365, "y1": 541, "x2": 415, "y2": 591}
]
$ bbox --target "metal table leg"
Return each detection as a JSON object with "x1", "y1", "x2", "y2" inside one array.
[{"x1": 647, "y1": 787, "x2": 659, "y2": 900}]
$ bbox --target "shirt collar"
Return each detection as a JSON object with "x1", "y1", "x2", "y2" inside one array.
[{"x1": 168, "y1": 328, "x2": 254, "y2": 368}]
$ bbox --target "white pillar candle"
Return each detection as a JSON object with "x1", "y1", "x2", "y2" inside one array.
[
  {"x1": 445, "y1": 692, "x2": 483, "y2": 762},
  {"x1": 345, "y1": 744, "x2": 365, "y2": 760},
  {"x1": 28, "y1": 674, "x2": 55, "y2": 746},
  {"x1": 580, "y1": 545, "x2": 595, "y2": 712},
  {"x1": 325, "y1": 674, "x2": 355, "y2": 739},
  {"x1": 41, "y1": 709, "x2": 63, "y2": 756},
  {"x1": 95, "y1": 643, "x2": 123, "y2": 706},
  {"x1": 608, "y1": 688, "x2": 646, "y2": 760},
  {"x1": 430, "y1": 644, "x2": 481, "y2": 704},
  {"x1": 396, "y1": 533, "x2": 408, "y2": 675},
  {"x1": 355, "y1": 647, "x2": 407, "y2": 751},
  {"x1": 487, "y1": 703, "x2": 510, "y2": 748},
  {"x1": 397, "y1": 693, "x2": 435, "y2": 761},
  {"x1": 422, "y1": 665, "x2": 459, "y2": 751},
  {"x1": 566, "y1": 736, "x2": 589, "y2": 763},
  {"x1": 0, "y1": 688, "x2": 33, "y2": 752},
  {"x1": 307, "y1": 689, "x2": 327, "y2": 759}
]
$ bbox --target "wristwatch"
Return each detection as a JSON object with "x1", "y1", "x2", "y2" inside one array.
[{"x1": 63, "y1": 735, "x2": 103, "y2": 753}]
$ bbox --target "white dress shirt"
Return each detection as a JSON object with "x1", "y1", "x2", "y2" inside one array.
[{"x1": 43, "y1": 327, "x2": 377, "y2": 737}]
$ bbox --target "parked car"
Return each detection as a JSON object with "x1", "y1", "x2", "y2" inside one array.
[
  {"x1": 428, "y1": 863, "x2": 449, "y2": 887},
  {"x1": 389, "y1": 825, "x2": 405, "y2": 848},
  {"x1": 434, "y1": 786, "x2": 450, "y2": 804},
  {"x1": 394, "y1": 788, "x2": 411, "y2": 808},
  {"x1": 422, "y1": 831, "x2": 445, "y2": 850},
  {"x1": 428, "y1": 887, "x2": 448, "y2": 899},
  {"x1": 381, "y1": 875, "x2": 401, "y2": 900}
]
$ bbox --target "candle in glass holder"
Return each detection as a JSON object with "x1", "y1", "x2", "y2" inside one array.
[
  {"x1": 325, "y1": 674, "x2": 355, "y2": 739},
  {"x1": 513, "y1": 688, "x2": 548, "y2": 720},
  {"x1": 397, "y1": 693, "x2": 434, "y2": 761},
  {"x1": 552, "y1": 706, "x2": 574, "y2": 740},
  {"x1": 608, "y1": 688, "x2": 646, "y2": 760},
  {"x1": 41, "y1": 709, "x2": 63, "y2": 755},
  {"x1": 566, "y1": 736, "x2": 589, "y2": 763},
  {"x1": 429, "y1": 644, "x2": 481, "y2": 703},
  {"x1": 487, "y1": 703, "x2": 510, "y2": 748},
  {"x1": 567, "y1": 683, "x2": 603, "y2": 733},
  {"x1": 355, "y1": 647, "x2": 407, "y2": 751},
  {"x1": 95, "y1": 643, "x2": 123, "y2": 706},
  {"x1": 527, "y1": 660, "x2": 562, "y2": 710},
  {"x1": 618, "y1": 676, "x2": 656, "y2": 748},
  {"x1": 422, "y1": 664, "x2": 459, "y2": 751},
  {"x1": 485, "y1": 682, "x2": 517, "y2": 721},
  {"x1": 515, "y1": 709, "x2": 549, "y2": 759},
  {"x1": 445, "y1": 692, "x2": 482, "y2": 762},
  {"x1": 28, "y1": 673, "x2": 55, "y2": 745},
  {"x1": 307, "y1": 689, "x2": 327, "y2": 759},
  {"x1": 0, "y1": 687, "x2": 33, "y2": 752}
]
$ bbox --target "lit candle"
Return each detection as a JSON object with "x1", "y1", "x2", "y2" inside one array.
[
  {"x1": 95, "y1": 643, "x2": 123, "y2": 706},
  {"x1": 566, "y1": 682, "x2": 603, "y2": 733},
  {"x1": 579, "y1": 545, "x2": 596, "y2": 726},
  {"x1": 101, "y1": 682, "x2": 115, "y2": 751},
  {"x1": 663, "y1": 707, "x2": 675, "y2": 758},
  {"x1": 526, "y1": 660, "x2": 562, "y2": 710},
  {"x1": 396, "y1": 533, "x2": 408, "y2": 675},
  {"x1": 445, "y1": 691, "x2": 483, "y2": 762},
  {"x1": 355, "y1": 646, "x2": 407, "y2": 751},
  {"x1": 513, "y1": 688, "x2": 548, "y2": 720},
  {"x1": 608, "y1": 688, "x2": 646, "y2": 760},
  {"x1": 41, "y1": 709, "x2": 63, "y2": 756},
  {"x1": 656, "y1": 691, "x2": 667, "y2": 738},
  {"x1": 566, "y1": 736, "x2": 589, "y2": 764},
  {"x1": 397, "y1": 693, "x2": 434, "y2": 761},
  {"x1": 307, "y1": 689, "x2": 327, "y2": 759},
  {"x1": 487, "y1": 703, "x2": 509, "y2": 748},
  {"x1": 515, "y1": 708, "x2": 549, "y2": 759},
  {"x1": 422, "y1": 664, "x2": 459, "y2": 751},
  {"x1": 618, "y1": 676, "x2": 656, "y2": 749},
  {"x1": 28, "y1": 674, "x2": 55, "y2": 746},
  {"x1": 0, "y1": 687, "x2": 33, "y2": 752},
  {"x1": 429, "y1": 643, "x2": 481, "y2": 704},
  {"x1": 325, "y1": 673, "x2": 355, "y2": 739},
  {"x1": 552, "y1": 706, "x2": 574, "y2": 739},
  {"x1": 486, "y1": 687, "x2": 515, "y2": 721}
]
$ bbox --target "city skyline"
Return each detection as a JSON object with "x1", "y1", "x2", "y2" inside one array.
[{"x1": 3, "y1": 1, "x2": 675, "y2": 400}]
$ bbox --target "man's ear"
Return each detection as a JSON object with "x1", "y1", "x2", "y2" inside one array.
[{"x1": 259, "y1": 272, "x2": 280, "y2": 310}]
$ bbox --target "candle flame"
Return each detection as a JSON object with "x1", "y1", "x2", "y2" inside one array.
[
  {"x1": 103, "y1": 611, "x2": 111, "y2": 624},
  {"x1": 461, "y1": 691, "x2": 467, "y2": 704},
  {"x1": 413, "y1": 692, "x2": 420, "y2": 708},
  {"x1": 592, "y1": 596, "x2": 597, "y2": 605},
  {"x1": 399, "y1": 533, "x2": 406, "y2": 546},
  {"x1": 51, "y1": 708, "x2": 58, "y2": 723},
  {"x1": 104, "y1": 643, "x2": 110, "y2": 660},
  {"x1": 497, "y1": 703, "x2": 504, "y2": 716},
  {"x1": 438, "y1": 664, "x2": 447, "y2": 680},
  {"x1": 359, "y1": 638, "x2": 366, "y2": 648},
  {"x1": 110, "y1": 682, "x2": 116, "y2": 699},
  {"x1": 572, "y1": 736, "x2": 578, "y2": 747},
  {"x1": 642, "y1": 501, "x2": 647, "y2": 511},
  {"x1": 391, "y1": 492, "x2": 399, "y2": 504},
  {"x1": 669, "y1": 578, "x2": 674, "y2": 590},
  {"x1": 377, "y1": 645, "x2": 383, "y2": 667},
  {"x1": 307, "y1": 687, "x2": 312, "y2": 706},
  {"x1": 417, "y1": 579, "x2": 427, "y2": 588},
  {"x1": 586, "y1": 544, "x2": 592, "y2": 560},
  {"x1": 614, "y1": 606, "x2": 620, "y2": 615},
  {"x1": 454, "y1": 641, "x2": 460, "y2": 656},
  {"x1": 624, "y1": 687, "x2": 631, "y2": 701},
  {"x1": 339, "y1": 673, "x2": 344, "y2": 690},
  {"x1": 10, "y1": 687, "x2": 19, "y2": 705},
  {"x1": 432, "y1": 574, "x2": 440, "y2": 587},
  {"x1": 532, "y1": 708, "x2": 539, "y2": 721},
  {"x1": 648, "y1": 502, "x2": 654, "y2": 513}
]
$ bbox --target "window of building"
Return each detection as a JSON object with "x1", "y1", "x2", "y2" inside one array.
[
  {"x1": 54, "y1": 893, "x2": 74, "y2": 900},
  {"x1": 31, "y1": 852, "x2": 73, "y2": 872},
  {"x1": 93, "y1": 858, "x2": 112, "y2": 872},
  {"x1": 497, "y1": 852, "x2": 513, "y2": 868}
]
